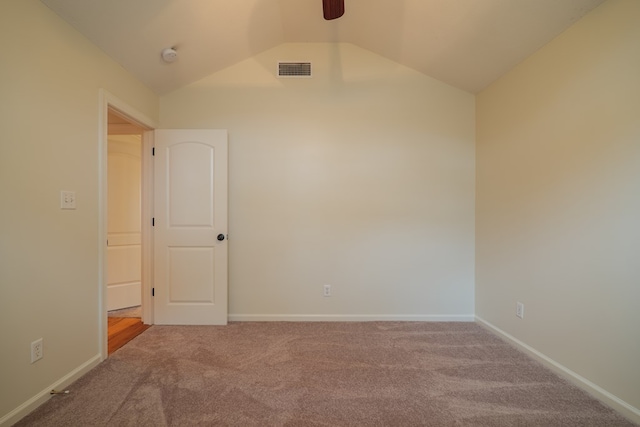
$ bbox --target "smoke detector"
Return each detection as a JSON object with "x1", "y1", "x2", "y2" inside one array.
[{"x1": 161, "y1": 47, "x2": 178, "y2": 63}]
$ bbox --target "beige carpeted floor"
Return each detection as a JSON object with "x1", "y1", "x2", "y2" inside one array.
[{"x1": 17, "y1": 322, "x2": 635, "y2": 426}]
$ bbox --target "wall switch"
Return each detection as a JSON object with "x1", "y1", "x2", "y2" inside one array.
[
  {"x1": 323, "y1": 284, "x2": 331, "y2": 297},
  {"x1": 60, "y1": 191, "x2": 76, "y2": 209},
  {"x1": 516, "y1": 302, "x2": 524, "y2": 319},
  {"x1": 31, "y1": 338, "x2": 43, "y2": 363}
]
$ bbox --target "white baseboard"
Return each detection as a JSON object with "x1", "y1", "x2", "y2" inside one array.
[
  {"x1": 107, "y1": 281, "x2": 141, "y2": 311},
  {"x1": 475, "y1": 316, "x2": 640, "y2": 425},
  {"x1": 229, "y1": 314, "x2": 475, "y2": 322},
  {"x1": 0, "y1": 354, "x2": 102, "y2": 427}
]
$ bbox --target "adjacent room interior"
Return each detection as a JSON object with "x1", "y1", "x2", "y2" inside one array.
[
  {"x1": 1, "y1": 0, "x2": 638, "y2": 424},
  {"x1": 105, "y1": 109, "x2": 150, "y2": 353}
]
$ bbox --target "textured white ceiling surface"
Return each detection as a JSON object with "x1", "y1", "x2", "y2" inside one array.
[{"x1": 41, "y1": 0, "x2": 605, "y2": 94}]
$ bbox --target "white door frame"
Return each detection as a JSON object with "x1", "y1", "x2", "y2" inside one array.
[{"x1": 98, "y1": 90, "x2": 157, "y2": 360}]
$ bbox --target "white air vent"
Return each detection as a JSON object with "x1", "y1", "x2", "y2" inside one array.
[{"x1": 278, "y1": 62, "x2": 312, "y2": 78}]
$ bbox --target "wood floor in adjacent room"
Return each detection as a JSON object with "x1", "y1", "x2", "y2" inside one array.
[{"x1": 107, "y1": 317, "x2": 150, "y2": 355}]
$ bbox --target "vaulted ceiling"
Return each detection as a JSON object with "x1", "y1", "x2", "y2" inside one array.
[{"x1": 41, "y1": 0, "x2": 605, "y2": 94}]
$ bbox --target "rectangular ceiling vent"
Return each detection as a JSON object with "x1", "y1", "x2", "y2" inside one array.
[{"x1": 278, "y1": 62, "x2": 312, "y2": 78}]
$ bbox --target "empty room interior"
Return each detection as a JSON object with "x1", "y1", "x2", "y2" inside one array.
[{"x1": 0, "y1": 0, "x2": 638, "y2": 425}]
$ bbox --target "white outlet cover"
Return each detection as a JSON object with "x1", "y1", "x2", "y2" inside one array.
[
  {"x1": 323, "y1": 284, "x2": 331, "y2": 297},
  {"x1": 31, "y1": 338, "x2": 43, "y2": 363},
  {"x1": 61, "y1": 191, "x2": 76, "y2": 209},
  {"x1": 516, "y1": 302, "x2": 524, "y2": 319}
]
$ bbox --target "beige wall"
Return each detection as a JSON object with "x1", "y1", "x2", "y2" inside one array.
[
  {"x1": 161, "y1": 43, "x2": 476, "y2": 320},
  {"x1": 476, "y1": 0, "x2": 640, "y2": 414},
  {"x1": 0, "y1": 0, "x2": 158, "y2": 422}
]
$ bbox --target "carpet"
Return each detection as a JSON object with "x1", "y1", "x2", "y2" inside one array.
[{"x1": 16, "y1": 322, "x2": 635, "y2": 426}]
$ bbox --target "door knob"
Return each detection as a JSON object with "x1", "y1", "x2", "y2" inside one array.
[{"x1": 217, "y1": 234, "x2": 225, "y2": 241}]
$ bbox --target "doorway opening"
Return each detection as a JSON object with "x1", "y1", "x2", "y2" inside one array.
[
  {"x1": 106, "y1": 109, "x2": 149, "y2": 353},
  {"x1": 98, "y1": 89, "x2": 157, "y2": 360},
  {"x1": 106, "y1": 108, "x2": 149, "y2": 352}
]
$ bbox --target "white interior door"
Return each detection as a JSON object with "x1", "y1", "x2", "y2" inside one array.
[
  {"x1": 153, "y1": 129, "x2": 228, "y2": 325},
  {"x1": 107, "y1": 135, "x2": 142, "y2": 311}
]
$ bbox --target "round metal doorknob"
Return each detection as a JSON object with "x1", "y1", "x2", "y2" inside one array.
[{"x1": 217, "y1": 234, "x2": 225, "y2": 241}]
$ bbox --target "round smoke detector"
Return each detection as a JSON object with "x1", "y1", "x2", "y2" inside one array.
[{"x1": 161, "y1": 47, "x2": 178, "y2": 63}]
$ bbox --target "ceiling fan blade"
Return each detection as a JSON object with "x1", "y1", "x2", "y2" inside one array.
[{"x1": 323, "y1": 0, "x2": 344, "y2": 20}]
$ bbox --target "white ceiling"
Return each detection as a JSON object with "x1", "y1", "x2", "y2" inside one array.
[{"x1": 41, "y1": 0, "x2": 605, "y2": 94}]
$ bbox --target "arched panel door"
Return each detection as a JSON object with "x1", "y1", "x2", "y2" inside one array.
[{"x1": 154, "y1": 129, "x2": 228, "y2": 325}]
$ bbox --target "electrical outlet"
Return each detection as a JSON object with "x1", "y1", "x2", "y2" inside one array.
[
  {"x1": 516, "y1": 302, "x2": 524, "y2": 319},
  {"x1": 60, "y1": 191, "x2": 76, "y2": 209},
  {"x1": 323, "y1": 284, "x2": 331, "y2": 297},
  {"x1": 31, "y1": 338, "x2": 43, "y2": 363}
]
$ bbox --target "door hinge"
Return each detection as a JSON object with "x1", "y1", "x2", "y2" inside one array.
[
  {"x1": 152, "y1": 217, "x2": 155, "y2": 226},
  {"x1": 152, "y1": 288, "x2": 155, "y2": 297},
  {"x1": 152, "y1": 147, "x2": 155, "y2": 156}
]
